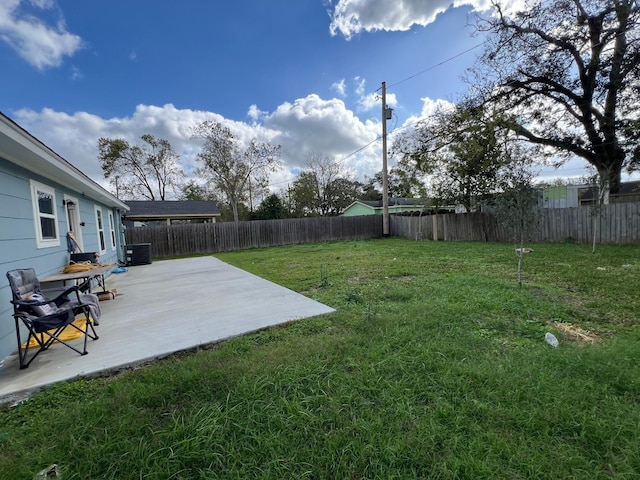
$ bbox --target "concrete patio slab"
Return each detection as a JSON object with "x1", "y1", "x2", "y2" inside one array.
[{"x1": 0, "y1": 257, "x2": 335, "y2": 406}]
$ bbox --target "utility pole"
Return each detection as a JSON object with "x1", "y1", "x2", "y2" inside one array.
[{"x1": 381, "y1": 81, "x2": 390, "y2": 236}]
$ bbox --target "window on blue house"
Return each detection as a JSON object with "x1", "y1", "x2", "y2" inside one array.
[
  {"x1": 108, "y1": 211, "x2": 116, "y2": 250},
  {"x1": 30, "y1": 180, "x2": 60, "y2": 249},
  {"x1": 95, "y1": 206, "x2": 106, "y2": 254}
]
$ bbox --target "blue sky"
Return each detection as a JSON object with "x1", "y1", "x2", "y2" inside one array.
[{"x1": 0, "y1": 0, "x2": 596, "y2": 197}]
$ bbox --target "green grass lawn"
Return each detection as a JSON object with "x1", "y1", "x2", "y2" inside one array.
[{"x1": 1, "y1": 239, "x2": 639, "y2": 479}]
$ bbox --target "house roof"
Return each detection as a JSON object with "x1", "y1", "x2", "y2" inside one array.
[
  {"x1": 355, "y1": 198, "x2": 426, "y2": 208},
  {"x1": 579, "y1": 181, "x2": 640, "y2": 201},
  {"x1": 124, "y1": 200, "x2": 221, "y2": 218},
  {"x1": 0, "y1": 111, "x2": 128, "y2": 211}
]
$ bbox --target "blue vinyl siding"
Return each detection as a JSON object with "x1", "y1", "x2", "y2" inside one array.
[{"x1": 0, "y1": 157, "x2": 125, "y2": 360}]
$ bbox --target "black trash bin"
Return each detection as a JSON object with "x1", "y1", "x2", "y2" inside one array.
[{"x1": 126, "y1": 243, "x2": 153, "y2": 266}]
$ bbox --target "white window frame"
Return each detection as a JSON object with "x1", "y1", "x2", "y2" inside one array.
[
  {"x1": 94, "y1": 205, "x2": 106, "y2": 254},
  {"x1": 30, "y1": 180, "x2": 60, "y2": 249},
  {"x1": 107, "y1": 211, "x2": 117, "y2": 251}
]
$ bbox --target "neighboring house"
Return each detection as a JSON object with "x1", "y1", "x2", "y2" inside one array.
[
  {"x1": 577, "y1": 181, "x2": 640, "y2": 206},
  {"x1": 343, "y1": 198, "x2": 453, "y2": 217},
  {"x1": 343, "y1": 198, "x2": 425, "y2": 217},
  {"x1": 123, "y1": 200, "x2": 221, "y2": 227},
  {"x1": 0, "y1": 112, "x2": 129, "y2": 362},
  {"x1": 542, "y1": 185, "x2": 582, "y2": 209},
  {"x1": 542, "y1": 181, "x2": 640, "y2": 208}
]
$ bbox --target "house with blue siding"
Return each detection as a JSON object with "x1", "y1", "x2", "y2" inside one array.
[
  {"x1": 342, "y1": 198, "x2": 428, "y2": 217},
  {"x1": 342, "y1": 198, "x2": 457, "y2": 217},
  {"x1": 0, "y1": 112, "x2": 129, "y2": 362},
  {"x1": 541, "y1": 182, "x2": 640, "y2": 208}
]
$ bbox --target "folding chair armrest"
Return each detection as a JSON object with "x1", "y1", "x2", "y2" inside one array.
[
  {"x1": 49, "y1": 284, "x2": 84, "y2": 306},
  {"x1": 11, "y1": 297, "x2": 51, "y2": 308},
  {"x1": 12, "y1": 291, "x2": 75, "y2": 315}
]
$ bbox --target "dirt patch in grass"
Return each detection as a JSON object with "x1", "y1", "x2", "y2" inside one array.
[
  {"x1": 347, "y1": 276, "x2": 365, "y2": 284},
  {"x1": 551, "y1": 321, "x2": 600, "y2": 344},
  {"x1": 346, "y1": 273, "x2": 416, "y2": 284},
  {"x1": 394, "y1": 275, "x2": 416, "y2": 282}
]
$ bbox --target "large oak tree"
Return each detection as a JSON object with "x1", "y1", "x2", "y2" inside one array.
[{"x1": 471, "y1": 0, "x2": 640, "y2": 198}]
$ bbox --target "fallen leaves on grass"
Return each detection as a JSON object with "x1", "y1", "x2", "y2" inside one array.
[{"x1": 552, "y1": 321, "x2": 600, "y2": 344}]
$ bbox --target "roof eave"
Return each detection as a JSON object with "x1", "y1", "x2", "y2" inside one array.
[
  {"x1": 126, "y1": 213, "x2": 221, "y2": 219},
  {"x1": 0, "y1": 113, "x2": 129, "y2": 211}
]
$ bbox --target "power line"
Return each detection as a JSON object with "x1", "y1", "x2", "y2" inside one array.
[
  {"x1": 269, "y1": 42, "x2": 488, "y2": 189},
  {"x1": 380, "y1": 42, "x2": 486, "y2": 92},
  {"x1": 278, "y1": 42, "x2": 486, "y2": 171},
  {"x1": 267, "y1": 135, "x2": 381, "y2": 189},
  {"x1": 341, "y1": 135, "x2": 381, "y2": 161}
]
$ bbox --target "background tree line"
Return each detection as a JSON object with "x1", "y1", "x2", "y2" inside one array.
[{"x1": 99, "y1": 124, "x2": 392, "y2": 222}]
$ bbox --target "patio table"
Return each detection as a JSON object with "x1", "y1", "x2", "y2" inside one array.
[{"x1": 40, "y1": 265, "x2": 114, "y2": 294}]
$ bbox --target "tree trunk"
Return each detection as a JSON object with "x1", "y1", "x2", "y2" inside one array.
[
  {"x1": 517, "y1": 231, "x2": 525, "y2": 288},
  {"x1": 598, "y1": 159, "x2": 622, "y2": 200},
  {"x1": 231, "y1": 202, "x2": 239, "y2": 223}
]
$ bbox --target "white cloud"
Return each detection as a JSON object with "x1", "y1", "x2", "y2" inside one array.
[
  {"x1": 401, "y1": 96, "x2": 455, "y2": 127},
  {"x1": 267, "y1": 94, "x2": 383, "y2": 181},
  {"x1": 328, "y1": 0, "x2": 529, "y2": 38},
  {"x1": 29, "y1": 0, "x2": 55, "y2": 8},
  {"x1": 264, "y1": 94, "x2": 379, "y2": 175},
  {"x1": 329, "y1": 76, "x2": 398, "y2": 115},
  {"x1": 383, "y1": 96, "x2": 455, "y2": 169},
  {"x1": 70, "y1": 65, "x2": 82, "y2": 80},
  {"x1": 357, "y1": 91, "x2": 397, "y2": 113},
  {"x1": 331, "y1": 79, "x2": 347, "y2": 97},
  {"x1": 12, "y1": 105, "x2": 221, "y2": 184},
  {"x1": 247, "y1": 104, "x2": 266, "y2": 123},
  {"x1": 357, "y1": 92, "x2": 379, "y2": 112},
  {"x1": 354, "y1": 76, "x2": 366, "y2": 96},
  {"x1": 330, "y1": 76, "x2": 393, "y2": 115},
  {"x1": 11, "y1": 97, "x2": 387, "y2": 193},
  {"x1": 0, "y1": 0, "x2": 83, "y2": 69}
]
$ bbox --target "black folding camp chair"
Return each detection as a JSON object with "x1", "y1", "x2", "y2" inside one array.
[{"x1": 6, "y1": 268, "x2": 99, "y2": 369}]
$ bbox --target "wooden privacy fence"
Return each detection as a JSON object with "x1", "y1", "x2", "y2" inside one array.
[
  {"x1": 390, "y1": 202, "x2": 640, "y2": 244},
  {"x1": 125, "y1": 203, "x2": 639, "y2": 258},
  {"x1": 125, "y1": 215, "x2": 383, "y2": 258},
  {"x1": 391, "y1": 212, "x2": 505, "y2": 242}
]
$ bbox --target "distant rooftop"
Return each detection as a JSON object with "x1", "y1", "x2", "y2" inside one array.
[
  {"x1": 357, "y1": 198, "x2": 425, "y2": 208},
  {"x1": 125, "y1": 200, "x2": 220, "y2": 217},
  {"x1": 578, "y1": 180, "x2": 640, "y2": 201}
]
